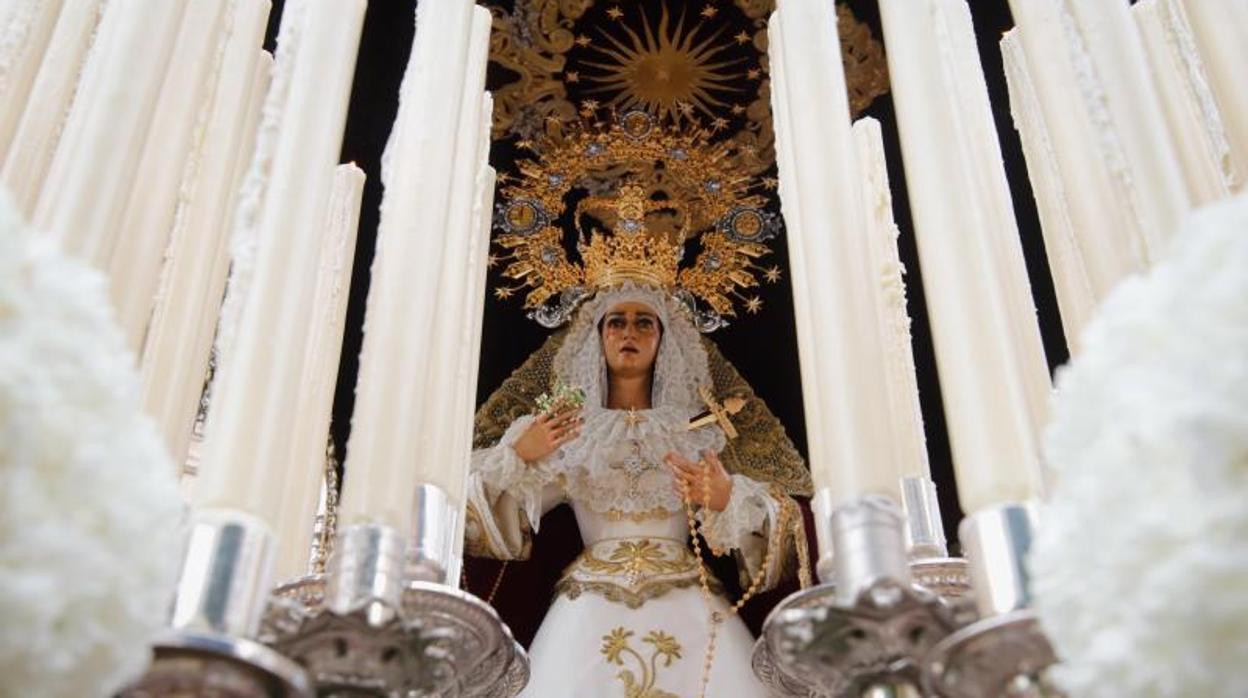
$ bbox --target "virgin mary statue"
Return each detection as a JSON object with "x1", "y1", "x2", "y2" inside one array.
[{"x1": 463, "y1": 112, "x2": 812, "y2": 697}]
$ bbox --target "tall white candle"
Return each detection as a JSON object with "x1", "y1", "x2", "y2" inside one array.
[
  {"x1": 1133, "y1": 0, "x2": 1231, "y2": 205},
  {"x1": 769, "y1": 0, "x2": 896, "y2": 505},
  {"x1": 273, "y1": 162, "x2": 364, "y2": 582},
  {"x1": 140, "y1": 1, "x2": 272, "y2": 465},
  {"x1": 1061, "y1": 0, "x2": 1191, "y2": 252},
  {"x1": 1179, "y1": 0, "x2": 1248, "y2": 193},
  {"x1": 108, "y1": 0, "x2": 229, "y2": 353},
  {"x1": 879, "y1": 0, "x2": 1046, "y2": 513},
  {"x1": 1004, "y1": 0, "x2": 1146, "y2": 300},
  {"x1": 852, "y1": 118, "x2": 929, "y2": 484},
  {"x1": 0, "y1": 0, "x2": 63, "y2": 160},
  {"x1": 194, "y1": 0, "x2": 365, "y2": 529},
  {"x1": 337, "y1": 0, "x2": 483, "y2": 531},
  {"x1": 1, "y1": 0, "x2": 104, "y2": 217},
  {"x1": 1000, "y1": 30, "x2": 1098, "y2": 352},
  {"x1": 416, "y1": 10, "x2": 492, "y2": 510},
  {"x1": 938, "y1": 0, "x2": 1051, "y2": 445},
  {"x1": 448, "y1": 160, "x2": 497, "y2": 578},
  {"x1": 765, "y1": 18, "x2": 828, "y2": 489},
  {"x1": 33, "y1": 0, "x2": 188, "y2": 270}
]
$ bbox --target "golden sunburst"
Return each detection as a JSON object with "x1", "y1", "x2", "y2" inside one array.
[{"x1": 580, "y1": 3, "x2": 748, "y2": 122}]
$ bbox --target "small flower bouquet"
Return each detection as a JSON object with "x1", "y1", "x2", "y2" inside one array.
[{"x1": 534, "y1": 381, "x2": 586, "y2": 416}]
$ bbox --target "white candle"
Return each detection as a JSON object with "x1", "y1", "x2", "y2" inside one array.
[
  {"x1": 1179, "y1": 0, "x2": 1248, "y2": 193},
  {"x1": 415, "y1": 10, "x2": 492, "y2": 510},
  {"x1": 1004, "y1": 0, "x2": 1147, "y2": 300},
  {"x1": 1, "y1": 0, "x2": 104, "y2": 218},
  {"x1": 33, "y1": 0, "x2": 188, "y2": 270},
  {"x1": 1133, "y1": 0, "x2": 1231, "y2": 205},
  {"x1": 937, "y1": 0, "x2": 1052, "y2": 446},
  {"x1": 448, "y1": 160, "x2": 497, "y2": 579},
  {"x1": 194, "y1": 0, "x2": 365, "y2": 529},
  {"x1": 337, "y1": 0, "x2": 483, "y2": 531},
  {"x1": 765, "y1": 18, "x2": 828, "y2": 489},
  {"x1": 1061, "y1": 0, "x2": 1191, "y2": 252},
  {"x1": 140, "y1": 1, "x2": 272, "y2": 465},
  {"x1": 878, "y1": 0, "x2": 1046, "y2": 513},
  {"x1": 273, "y1": 162, "x2": 364, "y2": 582},
  {"x1": 1000, "y1": 30, "x2": 1098, "y2": 352},
  {"x1": 0, "y1": 0, "x2": 63, "y2": 160},
  {"x1": 769, "y1": 0, "x2": 896, "y2": 505},
  {"x1": 108, "y1": 0, "x2": 229, "y2": 352},
  {"x1": 852, "y1": 117, "x2": 929, "y2": 484}
]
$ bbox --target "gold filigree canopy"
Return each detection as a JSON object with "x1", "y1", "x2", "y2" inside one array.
[{"x1": 492, "y1": 110, "x2": 781, "y2": 331}]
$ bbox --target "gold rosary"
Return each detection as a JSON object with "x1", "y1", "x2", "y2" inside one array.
[{"x1": 682, "y1": 449, "x2": 789, "y2": 698}]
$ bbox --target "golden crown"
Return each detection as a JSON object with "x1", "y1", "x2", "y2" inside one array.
[{"x1": 492, "y1": 110, "x2": 781, "y2": 331}]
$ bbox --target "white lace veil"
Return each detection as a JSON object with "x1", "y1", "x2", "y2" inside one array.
[{"x1": 551, "y1": 283, "x2": 711, "y2": 414}]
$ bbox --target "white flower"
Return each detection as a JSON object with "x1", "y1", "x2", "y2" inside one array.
[
  {"x1": 0, "y1": 191, "x2": 186, "y2": 698},
  {"x1": 1031, "y1": 194, "x2": 1248, "y2": 697}
]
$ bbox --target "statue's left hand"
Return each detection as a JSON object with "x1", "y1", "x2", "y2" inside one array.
[{"x1": 665, "y1": 450, "x2": 732, "y2": 512}]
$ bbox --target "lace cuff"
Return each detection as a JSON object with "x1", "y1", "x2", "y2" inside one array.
[
  {"x1": 696, "y1": 474, "x2": 784, "y2": 590},
  {"x1": 469, "y1": 415, "x2": 554, "y2": 530}
]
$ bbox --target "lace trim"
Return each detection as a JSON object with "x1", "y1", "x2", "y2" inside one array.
[
  {"x1": 696, "y1": 474, "x2": 771, "y2": 555},
  {"x1": 549, "y1": 405, "x2": 724, "y2": 516},
  {"x1": 469, "y1": 414, "x2": 554, "y2": 531}
]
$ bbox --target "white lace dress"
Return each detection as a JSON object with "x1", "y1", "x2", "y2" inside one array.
[
  {"x1": 466, "y1": 407, "x2": 785, "y2": 698},
  {"x1": 465, "y1": 284, "x2": 790, "y2": 698}
]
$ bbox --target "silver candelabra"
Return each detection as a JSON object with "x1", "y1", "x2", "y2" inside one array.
[
  {"x1": 752, "y1": 477, "x2": 1058, "y2": 697},
  {"x1": 121, "y1": 485, "x2": 528, "y2": 697}
]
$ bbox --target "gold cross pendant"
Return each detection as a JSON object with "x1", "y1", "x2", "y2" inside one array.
[{"x1": 687, "y1": 386, "x2": 746, "y2": 439}]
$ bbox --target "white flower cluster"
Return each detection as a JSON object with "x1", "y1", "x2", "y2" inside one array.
[
  {"x1": 1031, "y1": 195, "x2": 1248, "y2": 697},
  {"x1": 0, "y1": 192, "x2": 185, "y2": 698}
]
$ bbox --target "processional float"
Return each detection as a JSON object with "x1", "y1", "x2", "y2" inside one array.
[{"x1": 6, "y1": 0, "x2": 1237, "y2": 693}]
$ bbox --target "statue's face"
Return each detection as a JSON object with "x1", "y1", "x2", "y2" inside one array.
[{"x1": 600, "y1": 301, "x2": 662, "y2": 379}]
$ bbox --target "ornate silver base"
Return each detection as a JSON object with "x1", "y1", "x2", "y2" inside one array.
[
  {"x1": 921, "y1": 502, "x2": 1060, "y2": 697},
  {"x1": 263, "y1": 577, "x2": 528, "y2": 697},
  {"x1": 923, "y1": 610, "x2": 1059, "y2": 697},
  {"x1": 754, "y1": 495, "x2": 955, "y2": 697},
  {"x1": 909, "y1": 557, "x2": 975, "y2": 626},
  {"x1": 757, "y1": 580, "x2": 953, "y2": 696},
  {"x1": 120, "y1": 630, "x2": 312, "y2": 698}
]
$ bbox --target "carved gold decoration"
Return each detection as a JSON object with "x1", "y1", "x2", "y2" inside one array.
[
  {"x1": 579, "y1": 3, "x2": 748, "y2": 122},
  {"x1": 493, "y1": 111, "x2": 782, "y2": 327},
  {"x1": 487, "y1": 0, "x2": 890, "y2": 172},
  {"x1": 600, "y1": 627, "x2": 684, "y2": 698}
]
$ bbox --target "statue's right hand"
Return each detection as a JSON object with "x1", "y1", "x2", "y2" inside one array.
[{"x1": 512, "y1": 407, "x2": 583, "y2": 464}]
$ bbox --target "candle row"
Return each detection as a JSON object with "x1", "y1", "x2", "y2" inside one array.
[
  {"x1": 1002, "y1": 0, "x2": 1246, "y2": 346},
  {"x1": 337, "y1": 0, "x2": 494, "y2": 539}
]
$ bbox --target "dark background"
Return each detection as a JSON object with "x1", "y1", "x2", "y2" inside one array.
[{"x1": 263, "y1": 0, "x2": 1069, "y2": 644}]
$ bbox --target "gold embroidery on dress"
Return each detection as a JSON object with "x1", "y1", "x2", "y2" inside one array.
[
  {"x1": 559, "y1": 578, "x2": 705, "y2": 610},
  {"x1": 556, "y1": 537, "x2": 723, "y2": 608},
  {"x1": 583, "y1": 539, "x2": 692, "y2": 585},
  {"x1": 600, "y1": 627, "x2": 684, "y2": 698},
  {"x1": 602, "y1": 505, "x2": 673, "y2": 522}
]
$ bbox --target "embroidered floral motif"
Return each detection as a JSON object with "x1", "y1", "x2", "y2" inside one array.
[
  {"x1": 599, "y1": 626, "x2": 684, "y2": 698},
  {"x1": 583, "y1": 539, "x2": 692, "y2": 586}
]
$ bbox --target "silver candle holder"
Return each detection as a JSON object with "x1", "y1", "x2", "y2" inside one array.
[
  {"x1": 120, "y1": 509, "x2": 313, "y2": 698},
  {"x1": 754, "y1": 494, "x2": 956, "y2": 697},
  {"x1": 901, "y1": 476, "x2": 973, "y2": 623},
  {"x1": 922, "y1": 501, "x2": 1060, "y2": 697},
  {"x1": 262, "y1": 484, "x2": 529, "y2": 696}
]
